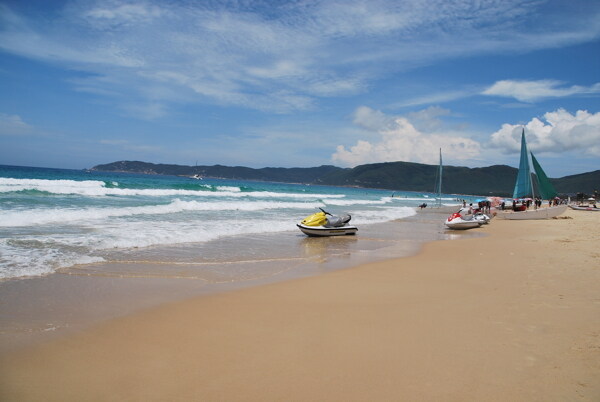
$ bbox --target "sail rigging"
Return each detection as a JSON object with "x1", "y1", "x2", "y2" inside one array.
[
  {"x1": 531, "y1": 152, "x2": 558, "y2": 199},
  {"x1": 512, "y1": 129, "x2": 533, "y2": 199},
  {"x1": 434, "y1": 148, "x2": 442, "y2": 207},
  {"x1": 511, "y1": 128, "x2": 557, "y2": 200}
]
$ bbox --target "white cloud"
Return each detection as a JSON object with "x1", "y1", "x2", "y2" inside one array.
[
  {"x1": 406, "y1": 106, "x2": 451, "y2": 132},
  {"x1": 1, "y1": 1, "x2": 599, "y2": 116},
  {"x1": 394, "y1": 88, "x2": 479, "y2": 108},
  {"x1": 82, "y1": 0, "x2": 165, "y2": 26},
  {"x1": 122, "y1": 101, "x2": 169, "y2": 120},
  {"x1": 482, "y1": 80, "x2": 600, "y2": 102},
  {"x1": 0, "y1": 113, "x2": 33, "y2": 136},
  {"x1": 332, "y1": 107, "x2": 480, "y2": 167},
  {"x1": 352, "y1": 106, "x2": 395, "y2": 131},
  {"x1": 489, "y1": 109, "x2": 600, "y2": 156}
]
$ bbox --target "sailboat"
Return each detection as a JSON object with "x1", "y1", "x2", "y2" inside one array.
[
  {"x1": 496, "y1": 129, "x2": 567, "y2": 220},
  {"x1": 434, "y1": 148, "x2": 443, "y2": 208},
  {"x1": 428, "y1": 149, "x2": 461, "y2": 213}
]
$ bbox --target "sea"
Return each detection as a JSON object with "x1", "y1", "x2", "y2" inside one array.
[
  {"x1": 0, "y1": 164, "x2": 474, "y2": 282},
  {"x1": 1, "y1": 164, "x2": 481, "y2": 352}
]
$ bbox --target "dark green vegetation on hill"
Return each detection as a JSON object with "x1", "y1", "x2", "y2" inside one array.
[{"x1": 92, "y1": 160, "x2": 600, "y2": 196}]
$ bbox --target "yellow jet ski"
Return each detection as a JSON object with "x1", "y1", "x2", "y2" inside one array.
[{"x1": 297, "y1": 208, "x2": 358, "y2": 237}]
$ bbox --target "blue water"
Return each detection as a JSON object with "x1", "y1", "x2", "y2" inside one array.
[{"x1": 0, "y1": 165, "x2": 467, "y2": 280}]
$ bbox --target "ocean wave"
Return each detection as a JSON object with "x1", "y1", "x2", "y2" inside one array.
[
  {"x1": 0, "y1": 204, "x2": 418, "y2": 279},
  {"x1": 351, "y1": 206, "x2": 416, "y2": 224},
  {"x1": 325, "y1": 198, "x2": 390, "y2": 206},
  {"x1": 0, "y1": 178, "x2": 343, "y2": 199},
  {"x1": 0, "y1": 199, "x2": 328, "y2": 227},
  {"x1": 0, "y1": 241, "x2": 104, "y2": 280}
]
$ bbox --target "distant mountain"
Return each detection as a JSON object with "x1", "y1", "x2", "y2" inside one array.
[
  {"x1": 92, "y1": 161, "x2": 343, "y2": 184},
  {"x1": 91, "y1": 160, "x2": 600, "y2": 196},
  {"x1": 551, "y1": 170, "x2": 600, "y2": 194},
  {"x1": 316, "y1": 162, "x2": 519, "y2": 195}
]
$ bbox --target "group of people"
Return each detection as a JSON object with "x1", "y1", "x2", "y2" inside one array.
[
  {"x1": 509, "y1": 197, "x2": 564, "y2": 211},
  {"x1": 462, "y1": 200, "x2": 491, "y2": 214}
]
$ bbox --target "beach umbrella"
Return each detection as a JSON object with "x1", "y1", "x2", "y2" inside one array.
[{"x1": 486, "y1": 196, "x2": 503, "y2": 207}]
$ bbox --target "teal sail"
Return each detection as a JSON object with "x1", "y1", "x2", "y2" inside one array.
[
  {"x1": 531, "y1": 152, "x2": 558, "y2": 199},
  {"x1": 512, "y1": 129, "x2": 533, "y2": 198}
]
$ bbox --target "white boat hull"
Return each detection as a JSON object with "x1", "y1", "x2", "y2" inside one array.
[
  {"x1": 445, "y1": 220, "x2": 481, "y2": 230},
  {"x1": 297, "y1": 223, "x2": 358, "y2": 237},
  {"x1": 473, "y1": 213, "x2": 491, "y2": 224},
  {"x1": 495, "y1": 205, "x2": 567, "y2": 220},
  {"x1": 444, "y1": 213, "x2": 482, "y2": 230},
  {"x1": 569, "y1": 205, "x2": 599, "y2": 211}
]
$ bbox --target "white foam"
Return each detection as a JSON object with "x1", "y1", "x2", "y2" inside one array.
[
  {"x1": 325, "y1": 197, "x2": 390, "y2": 206},
  {"x1": 0, "y1": 175, "x2": 425, "y2": 280},
  {"x1": 88, "y1": 218, "x2": 296, "y2": 250},
  {"x1": 351, "y1": 206, "x2": 416, "y2": 224},
  {"x1": 0, "y1": 178, "x2": 344, "y2": 199},
  {"x1": 0, "y1": 199, "x2": 326, "y2": 227},
  {"x1": 0, "y1": 240, "x2": 104, "y2": 279},
  {"x1": 215, "y1": 186, "x2": 241, "y2": 192},
  {"x1": 0, "y1": 178, "x2": 107, "y2": 194},
  {"x1": 0, "y1": 204, "x2": 418, "y2": 279}
]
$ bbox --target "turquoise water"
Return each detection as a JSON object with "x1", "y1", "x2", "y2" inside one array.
[{"x1": 0, "y1": 165, "x2": 468, "y2": 280}]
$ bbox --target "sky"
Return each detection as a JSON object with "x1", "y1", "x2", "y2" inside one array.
[{"x1": 0, "y1": 0, "x2": 599, "y2": 178}]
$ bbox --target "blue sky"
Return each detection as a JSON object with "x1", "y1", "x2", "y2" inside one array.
[{"x1": 1, "y1": 0, "x2": 599, "y2": 177}]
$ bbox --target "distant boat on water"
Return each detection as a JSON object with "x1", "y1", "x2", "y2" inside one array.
[{"x1": 496, "y1": 129, "x2": 567, "y2": 220}]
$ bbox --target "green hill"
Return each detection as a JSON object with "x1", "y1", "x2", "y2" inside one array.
[
  {"x1": 91, "y1": 161, "x2": 600, "y2": 196},
  {"x1": 549, "y1": 170, "x2": 600, "y2": 194}
]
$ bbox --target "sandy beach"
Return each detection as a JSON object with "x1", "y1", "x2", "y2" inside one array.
[{"x1": 1, "y1": 208, "x2": 599, "y2": 401}]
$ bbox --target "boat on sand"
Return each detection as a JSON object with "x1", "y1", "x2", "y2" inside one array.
[
  {"x1": 497, "y1": 205, "x2": 567, "y2": 220},
  {"x1": 495, "y1": 129, "x2": 566, "y2": 220},
  {"x1": 297, "y1": 209, "x2": 358, "y2": 237},
  {"x1": 444, "y1": 212, "x2": 482, "y2": 230},
  {"x1": 569, "y1": 204, "x2": 599, "y2": 212}
]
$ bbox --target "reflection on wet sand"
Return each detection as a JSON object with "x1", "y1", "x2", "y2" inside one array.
[{"x1": 0, "y1": 209, "x2": 483, "y2": 355}]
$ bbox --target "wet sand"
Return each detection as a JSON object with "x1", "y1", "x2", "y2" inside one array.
[
  {"x1": 0, "y1": 210, "x2": 465, "y2": 355},
  {"x1": 1, "y1": 208, "x2": 599, "y2": 401}
]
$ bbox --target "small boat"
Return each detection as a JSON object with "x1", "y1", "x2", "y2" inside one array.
[
  {"x1": 496, "y1": 129, "x2": 566, "y2": 220},
  {"x1": 473, "y1": 212, "x2": 491, "y2": 224},
  {"x1": 444, "y1": 212, "x2": 482, "y2": 230},
  {"x1": 296, "y1": 223, "x2": 358, "y2": 236},
  {"x1": 569, "y1": 204, "x2": 599, "y2": 211},
  {"x1": 496, "y1": 204, "x2": 568, "y2": 220},
  {"x1": 428, "y1": 148, "x2": 461, "y2": 212},
  {"x1": 297, "y1": 209, "x2": 358, "y2": 237}
]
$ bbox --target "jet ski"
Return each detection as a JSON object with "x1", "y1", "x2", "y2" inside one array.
[
  {"x1": 470, "y1": 211, "x2": 492, "y2": 224},
  {"x1": 297, "y1": 208, "x2": 358, "y2": 237},
  {"x1": 444, "y1": 212, "x2": 482, "y2": 230}
]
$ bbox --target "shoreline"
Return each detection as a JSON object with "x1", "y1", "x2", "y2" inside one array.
[
  {"x1": 0, "y1": 208, "x2": 470, "y2": 356},
  {"x1": 1, "y1": 209, "x2": 599, "y2": 400}
]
